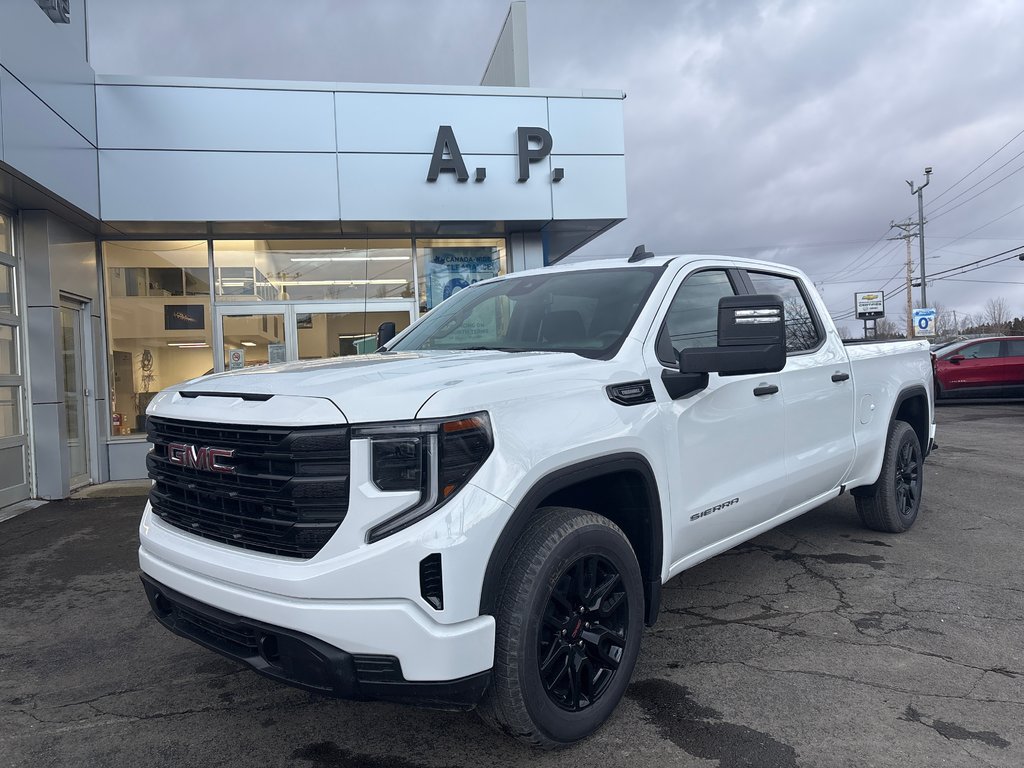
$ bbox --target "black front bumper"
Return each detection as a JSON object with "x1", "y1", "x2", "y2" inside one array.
[{"x1": 141, "y1": 575, "x2": 490, "y2": 710}]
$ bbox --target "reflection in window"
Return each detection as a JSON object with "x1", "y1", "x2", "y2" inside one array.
[
  {"x1": 296, "y1": 311, "x2": 412, "y2": 359},
  {"x1": 0, "y1": 212, "x2": 10, "y2": 256},
  {"x1": 416, "y1": 238, "x2": 506, "y2": 313},
  {"x1": 747, "y1": 272, "x2": 822, "y2": 353},
  {"x1": 103, "y1": 241, "x2": 212, "y2": 438},
  {"x1": 658, "y1": 270, "x2": 736, "y2": 363},
  {"x1": 0, "y1": 264, "x2": 14, "y2": 314},
  {"x1": 960, "y1": 341, "x2": 1000, "y2": 359},
  {"x1": 213, "y1": 240, "x2": 414, "y2": 302}
]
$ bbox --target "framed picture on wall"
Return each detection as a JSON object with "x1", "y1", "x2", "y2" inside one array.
[{"x1": 164, "y1": 304, "x2": 205, "y2": 331}]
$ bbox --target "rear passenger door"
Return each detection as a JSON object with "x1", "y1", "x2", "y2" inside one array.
[
  {"x1": 742, "y1": 270, "x2": 856, "y2": 511},
  {"x1": 996, "y1": 339, "x2": 1024, "y2": 394}
]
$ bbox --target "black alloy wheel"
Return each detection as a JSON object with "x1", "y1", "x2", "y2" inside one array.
[
  {"x1": 854, "y1": 419, "x2": 924, "y2": 533},
  {"x1": 477, "y1": 507, "x2": 644, "y2": 748},
  {"x1": 538, "y1": 554, "x2": 629, "y2": 712},
  {"x1": 894, "y1": 438, "x2": 922, "y2": 518}
]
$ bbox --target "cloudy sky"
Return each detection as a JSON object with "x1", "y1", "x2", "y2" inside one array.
[{"x1": 86, "y1": 0, "x2": 1024, "y2": 333}]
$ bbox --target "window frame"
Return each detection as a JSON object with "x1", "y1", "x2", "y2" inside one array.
[
  {"x1": 739, "y1": 269, "x2": 827, "y2": 356},
  {"x1": 654, "y1": 267, "x2": 745, "y2": 367}
]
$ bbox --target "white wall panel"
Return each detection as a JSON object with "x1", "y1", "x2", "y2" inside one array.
[
  {"x1": 339, "y1": 153, "x2": 552, "y2": 222},
  {"x1": 0, "y1": 0, "x2": 95, "y2": 143},
  {"x1": 0, "y1": 69, "x2": 99, "y2": 216},
  {"x1": 100, "y1": 150, "x2": 340, "y2": 221},
  {"x1": 336, "y1": 93, "x2": 547, "y2": 154},
  {"x1": 547, "y1": 97, "x2": 625, "y2": 155},
  {"x1": 97, "y1": 85, "x2": 336, "y2": 151},
  {"x1": 550, "y1": 155, "x2": 627, "y2": 220}
]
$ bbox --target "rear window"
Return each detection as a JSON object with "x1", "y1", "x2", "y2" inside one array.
[{"x1": 746, "y1": 272, "x2": 823, "y2": 353}]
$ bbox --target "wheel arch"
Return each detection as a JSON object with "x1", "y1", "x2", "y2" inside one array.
[
  {"x1": 891, "y1": 384, "x2": 931, "y2": 457},
  {"x1": 479, "y1": 453, "x2": 665, "y2": 626}
]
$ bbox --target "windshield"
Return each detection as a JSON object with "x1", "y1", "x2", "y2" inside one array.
[{"x1": 390, "y1": 267, "x2": 663, "y2": 358}]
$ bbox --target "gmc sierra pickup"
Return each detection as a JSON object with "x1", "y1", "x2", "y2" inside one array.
[{"x1": 139, "y1": 252, "x2": 935, "y2": 747}]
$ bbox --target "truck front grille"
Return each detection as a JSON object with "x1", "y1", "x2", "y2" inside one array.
[{"x1": 146, "y1": 416, "x2": 350, "y2": 559}]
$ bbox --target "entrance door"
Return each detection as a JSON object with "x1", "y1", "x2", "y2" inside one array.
[
  {"x1": 60, "y1": 300, "x2": 91, "y2": 488},
  {"x1": 0, "y1": 213, "x2": 30, "y2": 508}
]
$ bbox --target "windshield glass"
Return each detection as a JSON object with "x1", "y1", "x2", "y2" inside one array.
[{"x1": 390, "y1": 267, "x2": 663, "y2": 358}]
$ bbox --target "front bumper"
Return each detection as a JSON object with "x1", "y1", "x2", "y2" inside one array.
[
  {"x1": 139, "y1": 546, "x2": 496, "y2": 684},
  {"x1": 142, "y1": 575, "x2": 489, "y2": 709}
]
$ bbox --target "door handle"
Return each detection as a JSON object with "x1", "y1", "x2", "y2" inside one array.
[
  {"x1": 753, "y1": 384, "x2": 779, "y2": 396},
  {"x1": 831, "y1": 372, "x2": 851, "y2": 383}
]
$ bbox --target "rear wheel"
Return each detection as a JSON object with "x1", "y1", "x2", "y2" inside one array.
[
  {"x1": 477, "y1": 507, "x2": 644, "y2": 748},
  {"x1": 854, "y1": 420, "x2": 923, "y2": 532}
]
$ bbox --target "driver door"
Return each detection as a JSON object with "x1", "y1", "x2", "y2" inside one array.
[{"x1": 645, "y1": 265, "x2": 788, "y2": 570}]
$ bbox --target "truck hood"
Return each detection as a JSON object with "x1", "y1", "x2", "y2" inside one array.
[{"x1": 164, "y1": 350, "x2": 607, "y2": 423}]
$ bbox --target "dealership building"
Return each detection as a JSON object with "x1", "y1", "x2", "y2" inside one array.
[{"x1": 0, "y1": 1, "x2": 626, "y2": 507}]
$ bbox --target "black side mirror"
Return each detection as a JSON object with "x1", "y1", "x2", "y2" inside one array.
[
  {"x1": 680, "y1": 294, "x2": 787, "y2": 376},
  {"x1": 948, "y1": 354, "x2": 964, "y2": 365},
  {"x1": 376, "y1": 322, "x2": 397, "y2": 351}
]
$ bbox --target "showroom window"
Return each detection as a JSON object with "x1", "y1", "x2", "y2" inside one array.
[
  {"x1": 103, "y1": 241, "x2": 212, "y2": 437},
  {"x1": 416, "y1": 238, "x2": 506, "y2": 313},
  {"x1": 213, "y1": 240, "x2": 414, "y2": 302},
  {"x1": 102, "y1": 236, "x2": 507, "y2": 438}
]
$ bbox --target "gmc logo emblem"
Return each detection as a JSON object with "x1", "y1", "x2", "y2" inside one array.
[{"x1": 167, "y1": 442, "x2": 235, "y2": 474}]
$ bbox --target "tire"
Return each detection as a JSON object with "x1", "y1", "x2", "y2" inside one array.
[
  {"x1": 477, "y1": 507, "x2": 644, "y2": 748},
  {"x1": 854, "y1": 420, "x2": 924, "y2": 533}
]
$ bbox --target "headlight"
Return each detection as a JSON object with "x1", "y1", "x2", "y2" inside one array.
[{"x1": 355, "y1": 412, "x2": 493, "y2": 542}]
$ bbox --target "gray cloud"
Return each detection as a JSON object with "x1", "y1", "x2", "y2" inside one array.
[{"x1": 86, "y1": 0, "x2": 1024, "y2": 327}]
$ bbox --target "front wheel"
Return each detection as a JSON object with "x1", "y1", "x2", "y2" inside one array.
[
  {"x1": 477, "y1": 507, "x2": 644, "y2": 748},
  {"x1": 854, "y1": 420, "x2": 924, "y2": 533}
]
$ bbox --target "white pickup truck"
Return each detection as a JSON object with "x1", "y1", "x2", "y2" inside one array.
[{"x1": 139, "y1": 252, "x2": 935, "y2": 747}]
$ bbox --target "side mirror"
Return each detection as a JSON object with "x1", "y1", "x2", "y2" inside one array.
[
  {"x1": 679, "y1": 295, "x2": 787, "y2": 376},
  {"x1": 948, "y1": 354, "x2": 964, "y2": 365},
  {"x1": 376, "y1": 321, "x2": 397, "y2": 351}
]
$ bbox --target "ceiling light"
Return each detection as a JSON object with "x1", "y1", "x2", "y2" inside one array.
[
  {"x1": 167, "y1": 342, "x2": 209, "y2": 348},
  {"x1": 240, "y1": 341, "x2": 257, "y2": 347}
]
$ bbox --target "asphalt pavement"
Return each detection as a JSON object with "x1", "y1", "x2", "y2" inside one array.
[{"x1": 1, "y1": 402, "x2": 1022, "y2": 767}]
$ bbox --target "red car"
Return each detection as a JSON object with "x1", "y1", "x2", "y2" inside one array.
[{"x1": 933, "y1": 336, "x2": 1024, "y2": 399}]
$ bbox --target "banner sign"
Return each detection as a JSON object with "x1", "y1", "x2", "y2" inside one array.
[{"x1": 425, "y1": 247, "x2": 501, "y2": 310}]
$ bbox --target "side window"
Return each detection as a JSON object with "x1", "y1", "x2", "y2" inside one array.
[
  {"x1": 1002, "y1": 339, "x2": 1024, "y2": 357},
  {"x1": 959, "y1": 341, "x2": 1000, "y2": 359},
  {"x1": 746, "y1": 272, "x2": 822, "y2": 353},
  {"x1": 657, "y1": 270, "x2": 736, "y2": 365}
]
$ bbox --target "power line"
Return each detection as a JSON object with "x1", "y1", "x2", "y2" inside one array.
[
  {"x1": 927, "y1": 159, "x2": 1024, "y2": 222},
  {"x1": 928, "y1": 126, "x2": 1024, "y2": 206}
]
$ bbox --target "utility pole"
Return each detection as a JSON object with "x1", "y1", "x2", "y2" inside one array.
[
  {"x1": 906, "y1": 167, "x2": 931, "y2": 307},
  {"x1": 889, "y1": 221, "x2": 917, "y2": 337}
]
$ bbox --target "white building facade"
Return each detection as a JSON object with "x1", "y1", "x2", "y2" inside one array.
[{"x1": 0, "y1": 1, "x2": 626, "y2": 503}]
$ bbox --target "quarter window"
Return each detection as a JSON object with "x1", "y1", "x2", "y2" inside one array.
[
  {"x1": 657, "y1": 270, "x2": 737, "y2": 364},
  {"x1": 746, "y1": 272, "x2": 822, "y2": 353}
]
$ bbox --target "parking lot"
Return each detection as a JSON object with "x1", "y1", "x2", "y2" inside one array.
[{"x1": 1, "y1": 402, "x2": 1022, "y2": 768}]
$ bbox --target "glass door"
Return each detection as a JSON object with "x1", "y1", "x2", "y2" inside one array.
[
  {"x1": 60, "y1": 301, "x2": 90, "y2": 488},
  {"x1": 218, "y1": 309, "x2": 288, "y2": 371},
  {"x1": 292, "y1": 304, "x2": 414, "y2": 361},
  {"x1": 213, "y1": 303, "x2": 415, "y2": 372}
]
